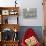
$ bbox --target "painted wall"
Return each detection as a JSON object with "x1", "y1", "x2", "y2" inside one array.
[
  {"x1": 0, "y1": 0, "x2": 44, "y2": 26},
  {"x1": 19, "y1": 0, "x2": 44, "y2": 26}
]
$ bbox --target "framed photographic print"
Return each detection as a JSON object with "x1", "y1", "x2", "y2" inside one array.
[
  {"x1": 2, "y1": 10, "x2": 9, "y2": 15},
  {"x1": 23, "y1": 8, "x2": 37, "y2": 18}
]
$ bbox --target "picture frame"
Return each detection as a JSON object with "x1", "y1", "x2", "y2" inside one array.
[
  {"x1": 2, "y1": 10, "x2": 9, "y2": 15},
  {"x1": 23, "y1": 8, "x2": 37, "y2": 18}
]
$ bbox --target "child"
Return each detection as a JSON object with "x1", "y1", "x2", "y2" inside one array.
[{"x1": 21, "y1": 28, "x2": 41, "y2": 46}]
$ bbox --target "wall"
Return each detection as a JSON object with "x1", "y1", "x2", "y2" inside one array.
[
  {"x1": 19, "y1": 0, "x2": 44, "y2": 26},
  {"x1": 0, "y1": 0, "x2": 44, "y2": 26}
]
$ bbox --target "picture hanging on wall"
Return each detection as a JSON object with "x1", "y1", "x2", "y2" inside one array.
[{"x1": 23, "y1": 8, "x2": 37, "y2": 18}]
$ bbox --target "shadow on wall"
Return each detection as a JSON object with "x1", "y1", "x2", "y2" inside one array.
[{"x1": 18, "y1": 26, "x2": 43, "y2": 44}]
